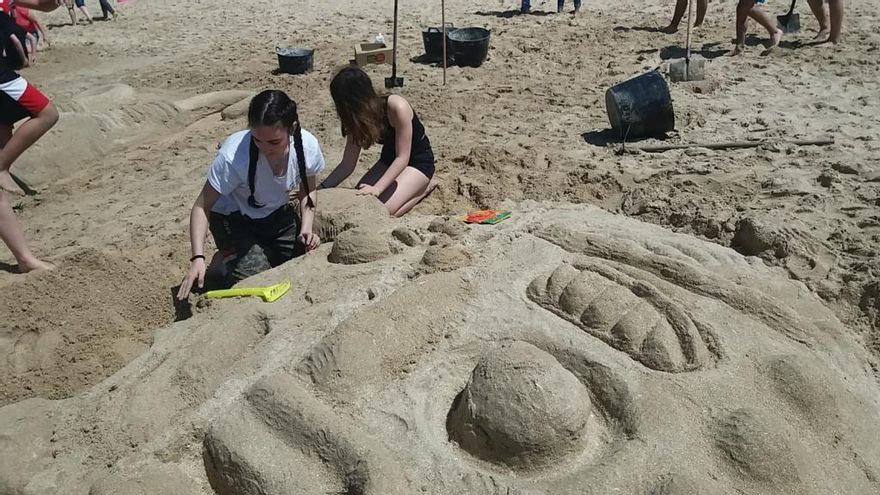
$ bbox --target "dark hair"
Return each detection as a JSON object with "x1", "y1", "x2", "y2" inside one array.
[
  {"x1": 245, "y1": 90, "x2": 314, "y2": 209},
  {"x1": 330, "y1": 66, "x2": 386, "y2": 148}
]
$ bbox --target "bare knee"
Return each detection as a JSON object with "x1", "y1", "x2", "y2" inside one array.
[{"x1": 38, "y1": 103, "x2": 60, "y2": 127}]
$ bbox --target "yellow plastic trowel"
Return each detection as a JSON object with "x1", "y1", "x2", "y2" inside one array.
[{"x1": 205, "y1": 280, "x2": 291, "y2": 303}]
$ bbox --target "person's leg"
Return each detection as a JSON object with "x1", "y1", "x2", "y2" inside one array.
[
  {"x1": 208, "y1": 211, "x2": 270, "y2": 286},
  {"x1": 0, "y1": 103, "x2": 59, "y2": 196},
  {"x1": 377, "y1": 167, "x2": 432, "y2": 217},
  {"x1": 79, "y1": 7, "x2": 93, "y2": 23},
  {"x1": 695, "y1": 0, "x2": 707, "y2": 26},
  {"x1": 733, "y1": 0, "x2": 756, "y2": 54},
  {"x1": 257, "y1": 205, "x2": 304, "y2": 267},
  {"x1": 63, "y1": 0, "x2": 77, "y2": 25},
  {"x1": 665, "y1": 0, "x2": 688, "y2": 33},
  {"x1": 75, "y1": 0, "x2": 93, "y2": 24},
  {"x1": 99, "y1": 0, "x2": 114, "y2": 18},
  {"x1": 748, "y1": 6, "x2": 783, "y2": 48},
  {"x1": 0, "y1": 189, "x2": 51, "y2": 272},
  {"x1": 394, "y1": 178, "x2": 438, "y2": 217},
  {"x1": 806, "y1": 0, "x2": 830, "y2": 38},
  {"x1": 521, "y1": 0, "x2": 531, "y2": 14},
  {"x1": 827, "y1": 0, "x2": 843, "y2": 43},
  {"x1": 573, "y1": 0, "x2": 581, "y2": 13}
]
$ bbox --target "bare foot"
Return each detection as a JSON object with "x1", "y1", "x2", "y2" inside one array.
[
  {"x1": 729, "y1": 44, "x2": 745, "y2": 56},
  {"x1": 0, "y1": 170, "x2": 25, "y2": 196},
  {"x1": 18, "y1": 258, "x2": 53, "y2": 273},
  {"x1": 813, "y1": 29, "x2": 830, "y2": 41},
  {"x1": 663, "y1": 23, "x2": 679, "y2": 34},
  {"x1": 814, "y1": 37, "x2": 841, "y2": 48},
  {"x1": 767, "y1": 29, "x2": 783, "y2": 50}
]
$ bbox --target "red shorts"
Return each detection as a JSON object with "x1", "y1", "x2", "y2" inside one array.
[{"x1": 0, "y1": 73, "x2": 50, "y2": 126}]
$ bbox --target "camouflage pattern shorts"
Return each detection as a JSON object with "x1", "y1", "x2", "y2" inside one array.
[{"x1": 209, "y1": 204, "x2": 305, "y2": 287}]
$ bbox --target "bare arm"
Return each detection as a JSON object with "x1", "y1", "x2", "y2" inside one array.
[
  {"x1": 189, "y1": 181, "x2": 220, "y2": 259},
  {"x1": 14, "y1": 0, "x2": 63, "y2": 12},
  {"x1": 296, "y1": 176, "x2": 317, "y2": 232},
  {"x1": 29, "y1": 13, "x2": 50, "y2": 46},
  {"x1": 319, "y1": 135, "x2": 361, "y2": 188},
  {"x1": 372, "y1": 95, "x2": 413, "y2": 193},
  {"x1": 177, "y1": 182, "x2": 220, "y2": 299}
]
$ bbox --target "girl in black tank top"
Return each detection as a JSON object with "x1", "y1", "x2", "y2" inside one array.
[{"x1": 320, "y1": 66, "x2": 437, "y2": 217}]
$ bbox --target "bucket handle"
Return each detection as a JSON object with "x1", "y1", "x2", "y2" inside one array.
[{"x1": 426, "y1": 22, "x2": 454, "y2": 33}]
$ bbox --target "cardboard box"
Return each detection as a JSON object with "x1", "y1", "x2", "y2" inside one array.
[{"x1": 354, "y1": 43, "x2": 393, "y2": 66}]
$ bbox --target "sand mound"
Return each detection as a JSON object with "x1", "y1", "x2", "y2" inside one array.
[
  {"x1": 2, "y1": 203, "x2": 878, "y2": 494},
  {"x1": 328, "y1": 227, "x2": 394, "y2": 264},
  {"x1": 314, "y1": 188, "x2": 390, "y2": 242},
  {"x1": 447, "y1": 341, "x2": 593, "y2": 470},
  {"x1": 0, "y1": 248, "x2": 175, "y2": 406}
]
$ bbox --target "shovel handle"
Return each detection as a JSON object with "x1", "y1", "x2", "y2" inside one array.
[
  {"x1": 785, "y1": 0, "x2": 797, "y2": 18},
  {"x1": 206, "y1": 288, "x2": 262, "y2": 299}
]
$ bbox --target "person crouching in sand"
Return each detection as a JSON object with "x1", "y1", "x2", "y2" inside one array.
[
  {"x1": 318, "y1": 66, "x2": 437, "y2": 217},
  {"x1": 177, "y1": 90, "x2": 324, "y2": 300},
  {"x1": 732, "y1": 0, "x2": 783, "y2": 55}
]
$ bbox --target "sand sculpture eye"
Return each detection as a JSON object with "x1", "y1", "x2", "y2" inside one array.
[
  {"x1": 446, "y1": 341, "x2": 595, "y2": 471},
  {"x1": 528, "y1": 260, "x2": 719, "y2": 372}
]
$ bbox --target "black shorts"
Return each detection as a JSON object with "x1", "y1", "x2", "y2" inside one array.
[
  {"x1": 0, "y1": 72, "x2": 50, "y2": 126},
  {"x1": 208, "y1": 204, "x2": 304, "y2": 286},
  {"x1": 407, "y1": 151, "x2": 435, "y2": 179}
]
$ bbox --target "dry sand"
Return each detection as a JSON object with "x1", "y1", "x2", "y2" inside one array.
[{"x1": 1, "y1": 0, "x2": 879, "y2": 492}]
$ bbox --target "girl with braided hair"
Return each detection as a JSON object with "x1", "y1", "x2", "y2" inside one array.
[{"x1": 177, "y1": 90, "x2": 324, "y2": 300}]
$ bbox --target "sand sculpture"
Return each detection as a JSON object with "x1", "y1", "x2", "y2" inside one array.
[{"x1": 1, "y1": 197, "x2": 878, "y2": 494}]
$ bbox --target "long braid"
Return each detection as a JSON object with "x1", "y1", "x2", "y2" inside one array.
[{"x1": 292, "y1": 109, "x2": 314, "y2": 209}]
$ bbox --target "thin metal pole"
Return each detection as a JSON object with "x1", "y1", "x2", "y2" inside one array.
[
  {"x1": 442, "y1": 0, "x2": 447, "y2": 85},
  {"x1": 685, "y1": 0, "x2": 693, "y2": 73},
  {"x1": 392, "y1": 0, "x2": 399, "y2": 78}
]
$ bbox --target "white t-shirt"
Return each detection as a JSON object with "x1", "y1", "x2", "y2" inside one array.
[{"x1": 208, "y1": 129, "x2": 325, "y2": 219}]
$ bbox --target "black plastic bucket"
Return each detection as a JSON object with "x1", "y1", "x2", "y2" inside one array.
[
  {"x1": 423, "y1": 24, "x2": 456, "y2": 62},
  {"x1": 276, "y1": 47, "x2": 314, "y2": 75},
  {"x1": 447, "y1": 27, "x2": 490, "y2": 67},
  {"x1": 604, "y1": 70, "x2": 674, "y2": 139}
]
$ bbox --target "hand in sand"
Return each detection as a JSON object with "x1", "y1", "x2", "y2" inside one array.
[
  {"x1": 177, "y1": 257, "x2": 206, "y2": 300},
  {"x1": 356, "y1": 184, "x2": 382, "y2": 197},
  {"x1": 298, "y1": 232, "x2": 320, "y2": 253}
]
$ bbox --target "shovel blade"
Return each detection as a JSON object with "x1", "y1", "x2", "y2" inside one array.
[
  {"x1": 669, "y1": 58, "x2": 705, "y2": 82},
  {"x1": 777, "y1": 13, "x2": 801, "y2": 33},
  {"x1": 384, "y1": 77, "x2": 404, "y2": 88}
]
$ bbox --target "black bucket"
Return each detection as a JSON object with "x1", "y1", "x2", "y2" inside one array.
[
  {"x1": 447, "y1": 27, "x2": 490, "y2": 67},
  {"x1": 423, "y1": 24, "x2": 456, "y2": 62},
  {"x1": 605, "y1": 70, "x2": 674, "y2": 139},
  {"x1": 276, "y1": 47, "x2": 314, "y2": 75}
]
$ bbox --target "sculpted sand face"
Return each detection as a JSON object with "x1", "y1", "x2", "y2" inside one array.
[{"x1": 1, "y1": 199, "x2": 878, "y2": 494}]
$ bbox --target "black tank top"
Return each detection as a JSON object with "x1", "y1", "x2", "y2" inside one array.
[{"x1": 378, "y1": 97, "x2": 433, "y2": 166}]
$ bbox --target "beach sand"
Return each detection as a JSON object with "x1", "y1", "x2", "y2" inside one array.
[{"x1": 1, "y1": 0, "x2": 879, "y2": 492}]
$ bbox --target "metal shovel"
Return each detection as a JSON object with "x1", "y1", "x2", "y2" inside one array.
[
  {"x1": 385, "y1": 0, "x2": 404, "y2": 88},
  {"x1": 777, "y1": 0, "x2": 800, "y2": 33},
  {"x1": 669, "y1": 0, "x2": 705, "y2": 82}
]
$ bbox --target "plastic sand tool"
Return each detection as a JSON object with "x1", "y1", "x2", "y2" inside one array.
[
  {"x1": 464, "y1": 209, "x2": 511, "y2": 224},
  {"x1": 206, "y1": 281, "x2": 291, "y2": 303}
]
